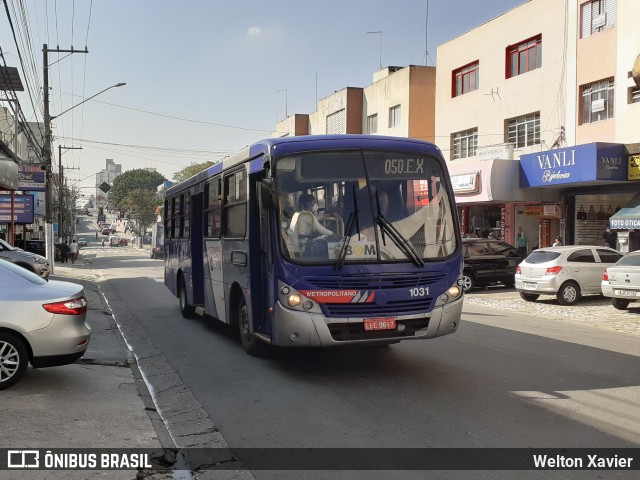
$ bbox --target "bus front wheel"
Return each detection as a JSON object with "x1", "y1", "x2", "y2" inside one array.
[
  {"x1": 179, "y1": 275, "x2": 196, "y2": 319},
  {"x1": 237, "y1": 295, "x2": 269, "y2": 357}
]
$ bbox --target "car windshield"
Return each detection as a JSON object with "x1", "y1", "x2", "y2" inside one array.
[
  {"x1": 0, "y1": 238, "x2": 18, "y2": 251},
  {"x1": 0, "y1": 259, "x2": 47, "y2": 285},
  {"x1": 525, "y1": 251, "x2": 561, "y2": 264},
  {"x1": 614, "y1": 255, "x2": 640, "y2": 267},
  {"x1": 275, "y1": 149, "x2": 457, "y2": 265}
]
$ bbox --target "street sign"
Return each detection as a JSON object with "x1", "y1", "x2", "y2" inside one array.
[{"x1": 99, "y1": 182, "x2": 111, "y2": 193}]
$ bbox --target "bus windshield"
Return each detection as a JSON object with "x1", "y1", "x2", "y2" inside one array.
[{"x1": 276, "y1": 149, "x2": 457, "y2": 265}]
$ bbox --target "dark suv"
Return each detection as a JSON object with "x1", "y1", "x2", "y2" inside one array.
[{"x1": 462, "y1": 238, "x2": 525, "y2": 292}]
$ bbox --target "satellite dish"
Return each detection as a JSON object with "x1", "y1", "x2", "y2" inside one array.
[{"x1": 633, "y1": 53, "x2": 640, "y2": 87}]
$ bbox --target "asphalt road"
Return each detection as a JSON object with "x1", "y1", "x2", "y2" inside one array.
[{"x1": 76, "y1": 218, "x2": 640, "y2": 480}]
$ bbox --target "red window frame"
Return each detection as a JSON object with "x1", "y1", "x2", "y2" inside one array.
[
  {"x1": 506, "y1": 34, "x2": 542, "y2": 78},
  {"x1": 452, "y1": 61, "x2": 479, "y2": 98}
]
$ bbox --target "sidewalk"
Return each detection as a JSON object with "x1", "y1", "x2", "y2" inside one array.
[{"x1": 1, "y1": 259, "x2": 175, "y2": 480}]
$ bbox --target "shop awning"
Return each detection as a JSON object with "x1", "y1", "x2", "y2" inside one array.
[{"x1": 609, "y1": 193, "x2": 640, "y2": 230}]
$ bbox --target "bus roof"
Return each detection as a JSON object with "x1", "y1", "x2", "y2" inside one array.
[{"x1": 167, "y1": 135, "x2": 442, "y2": 196}]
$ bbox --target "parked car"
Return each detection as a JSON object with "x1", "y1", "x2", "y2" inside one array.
[
  {"x1": 14, "y1": 239, "x2": 62, "y2": 260},
  {"x1": 0, "y1": 259, "x2": 90, "y2": 389},
  {"x1": 0, "y1": 238, "x2": 51, "y2": 279},
  {"x1": 601, "y1": 251, "x2": 640, "y2": 310},
  {"x1": 461, "y1": 238, "x2": 525, "y2": 292},
  {"x1": 515, "y1": 245, "x2": 623, "y2": 305},
  {"x1": 76, "y1": 238, "x2": 87, "y2": 247}
]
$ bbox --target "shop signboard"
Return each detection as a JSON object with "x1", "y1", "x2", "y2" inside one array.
[
  {"x1": 524, "y1": 204, "x2": 562, "y2": 218},
  {"x1": 18, "y1": 164, "x2": 46, "y2": 191},
  {"x1": 476, "y1": 143, "x2": 514, "y2": 161},
  {"x1": 520, "y1": 143, "x2": 627, "y2": 187},
  {"x1": 0, "y1": 194, "x2": 34, "y2": 223},
  {"x1": 629, "y1": 155, "x2": 640, "y2": 181},
  {"x1": 609, "y1": 193, "x2": 640, "y2": 230},
  {"x1": 450, "y1": 172, "x2": 480, "y2": 194}
]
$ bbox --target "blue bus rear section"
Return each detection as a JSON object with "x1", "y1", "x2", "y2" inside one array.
[{"x1": 164, "y1": 135, "x2": 464, "y2": 355}]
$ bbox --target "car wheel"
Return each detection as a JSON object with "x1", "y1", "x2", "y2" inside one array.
[
  {"x1": 178, "y1": 275, "x2": 196, "y2": 319},
  {"x1": 556, "y1": 281, "x2": 581, "y2": 306},
  {"x1": 237, "y1": 295, "x2": 269, "y2": 357},
  {"x1": 0, "y1": 332, "x2": 29, "y2": 390},
  {"x1": 612, "y1": 298, "x2": 630, "y2": 310},
  {"x1": 519, "y1": 292, "x2": 540, "y2": 302},
  {"x1": 461, "y1": 272, "x2": 475, "y2": 292}
]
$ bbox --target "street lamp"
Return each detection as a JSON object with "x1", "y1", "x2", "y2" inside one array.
[
  {"x1": 51, "y1": 83, "x2": 126, "y2": 120},
  {"x1": 43, "y1": 81, "x2": 126, "y2": 271}
]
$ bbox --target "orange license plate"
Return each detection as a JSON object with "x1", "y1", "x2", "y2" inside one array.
[{"x1": 363, "y1": 317, "x2": 397, "y2": 331}]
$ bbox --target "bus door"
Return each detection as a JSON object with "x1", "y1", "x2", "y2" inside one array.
[
  {"x1": 222, "y1": 168, "x2": 250, "y2": 323},
  {"x1": 190, "y1": 193, "x2": 205, "y2": 306},
  {"x1": 248, "y1": 174, "x2": 272, "y2": 339},
  {"x1": 203, "y1": 178, "x2": 225, "y2": 321}
]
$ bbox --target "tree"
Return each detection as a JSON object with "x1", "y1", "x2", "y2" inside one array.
[
  {"x1": 109, "y1": 169, "x2": 167, "y2": 210},
  {"x1": 122, "y1": 189, "x2": 161, "y2": 247},
  {"x1": 173, "y1": 161, "x2": 216, "y2": 184}
]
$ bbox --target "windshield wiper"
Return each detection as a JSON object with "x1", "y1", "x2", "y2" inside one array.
[
  {"x1": 334, "y1": 186, "x2": 360, "y2": 270},
  {"x1": 374, "y1": 192, "x2": 424, "y2": 267}
]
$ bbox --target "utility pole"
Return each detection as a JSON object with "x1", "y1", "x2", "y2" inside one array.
[
  {"x1": 43, "y1": 44, "x2": 87, "y2": 270},
  {"x1": 58, "y1": 145, "x2": 82, "y2": 240}
]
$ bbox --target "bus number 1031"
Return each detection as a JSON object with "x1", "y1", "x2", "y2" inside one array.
[{"x1": 409, "y1": 287, "x2": 429, "y2": 297}]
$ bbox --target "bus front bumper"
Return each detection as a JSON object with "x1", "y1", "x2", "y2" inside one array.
[{"x1": 272, "y1": 297, "x2": 463, "y2": 347}]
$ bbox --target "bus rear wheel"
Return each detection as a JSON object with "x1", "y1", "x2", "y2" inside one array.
[
  {"x1": 237, "y1": 295, "x2": 269, "y2": 357},
  {"x1": 179, "y1": 276, "x2": 196, "y2": 319}
]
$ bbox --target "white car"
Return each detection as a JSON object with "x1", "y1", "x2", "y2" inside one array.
[
  {"x1": 0, "y1": 259, "x2": 91, "y2": 389},
  {"x1": 515, "y1": 245, "x2": 622, "y2": 305},
  {"x1": 601, "y1": 251, "x2": 640, "y2": 310},
  {"x1": 76, "y1": 238, "x2": 87, "y2": 247}
]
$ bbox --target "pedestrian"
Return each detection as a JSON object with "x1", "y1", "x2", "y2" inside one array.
[
  {"x1": 69, "y1": 239, "x2": 79, "y2": 264},
  {"x1": 603, "y1": 227, "x2": 617, "y2": 249},
  {"x1": 101, "y1": 239, "x2": 105, "y2": 248},
  {"x1": 95, "y1": 231, "x2": 98, "y2": 240},
  {"x1": 516, "y1": 230, "x2": 528, "y2": 255},
  {"x1": 552, "y1": 235, "x2": 563, "y2": 247},
  {"x1": 60, "y1": 240, "x2": 70, "y2": 263}
]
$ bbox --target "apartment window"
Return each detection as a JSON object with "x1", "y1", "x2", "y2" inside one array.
[
  {"x1": 507, "y1": 113, "x2": 540, "y2": 148},
  {"x1": 452, "y1": 61, "x2": 479, "y2": 97},
  {"x1": 507, "y1": 35, "x2": 542, "y2": 78},
  {"x1": 452, "y1": 128, "x2": 478, "y2": 160},
  {"x1": 581, "y1": 0, "x2": 616, "y2": 38},
  {"x1": 367, "y1": 114, "x2": 378, "y2": 134},
  {"x1": 581, "y1": 78, "x2": 614, "y2": 124},
  {"x1": 389, "y1": 105, "x2": 401, "y2": 128}
]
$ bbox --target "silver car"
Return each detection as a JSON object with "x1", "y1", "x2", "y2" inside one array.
[
  {"x1": 515, "y1": 245, "x2": 623, "y2": 305},
  {"x1": 601, "y1": 251, "x2": 640, "y2": 310},
  {"x1": 0, "y1": 238, "x2": 50, "y2": 279},
  {"x1": 0, "y1": 259, "x2": 91, "y2": 390}
]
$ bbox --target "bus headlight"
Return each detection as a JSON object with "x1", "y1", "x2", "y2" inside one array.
[
  {"x1": 288, "y1": 294, "x2": 302, "y2": 307},
  {"x1": 434, "y1": 281, "x2": 463, "y2": 307},
  {"x1": 278, "y1": 281, "x2": 322, "y2": 314}
]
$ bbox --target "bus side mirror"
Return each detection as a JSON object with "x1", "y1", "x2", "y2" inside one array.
[{"x1": 260, "y1": 179, "x2": 276, "y2": 209}]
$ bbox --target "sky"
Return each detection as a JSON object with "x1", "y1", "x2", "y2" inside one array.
[{"x1": 1, "y1": 0, "x2": 526, "y2": 189}]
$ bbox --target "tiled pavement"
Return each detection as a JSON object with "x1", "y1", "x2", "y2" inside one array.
[{"x1": 464, "y1": 287, "x2": 640, "y2": 336}]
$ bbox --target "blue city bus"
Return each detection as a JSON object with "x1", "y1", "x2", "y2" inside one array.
[{"x1": 164, "y1": 135, "x2": 464, "y2": 355}]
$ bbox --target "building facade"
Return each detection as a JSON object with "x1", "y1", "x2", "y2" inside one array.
[
  {"x1": 95, "y1": 158, "x2": 122, "y2": 208},
  {"x1": 436, "y1": 0, "x2": 640, "y2": 251}
]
